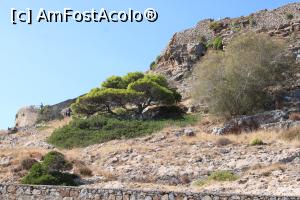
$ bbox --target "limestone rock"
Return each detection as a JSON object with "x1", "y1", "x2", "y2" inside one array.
[{"x1": 15, "y1": 106, "x2": 39, "y2": 128}]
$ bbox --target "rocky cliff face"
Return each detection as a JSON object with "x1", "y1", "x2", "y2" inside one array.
[{"x1": 151, "y1": 2, "x2": 300, "y2": 100}]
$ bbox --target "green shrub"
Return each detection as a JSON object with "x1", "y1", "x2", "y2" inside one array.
[
  {"x1": 209, "y1": 171, "x2": 239, "y2": 181},
  {"x1": 206, "y1": 37, "x2": 223, "y2": 50},
  {"x1": 150, "y1": 61, "x2": 157, "y2": 70},
  {"x1": 194, "y1": 171, "x2": 238, "y2": 187},
  {"x1": 48, "y1": 115, "x2": 199, "y2": 149},
  {"x1": 193, "y1": 33, "x2": 295, "y2": 116},
  {"x1": 21, "y1": 163, "x2": 58, "y2": 185},
  {"x1": 209, "y1": 21, "x2": 223, "y2": 32},
  {"x1": 21, "y1": 152, "x2": 78, "y2": 186},
  {"x1": 285, "y1": 13, "x2": 294, "y2": 20},
  {"x1": 42, "y1": 151, "x2": 72, "y2": 172},
  {"x1": 250, "y1": 138, "x2": 264, "y2": 146},
  {"x1": 212, "y1": 37, "x2": 223, "y2": 50}
]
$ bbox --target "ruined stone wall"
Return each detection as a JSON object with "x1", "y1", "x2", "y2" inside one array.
[{"x1": 0, "y1": 184, "x2": 299, "y2": 200}]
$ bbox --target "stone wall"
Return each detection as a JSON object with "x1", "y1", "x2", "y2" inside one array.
[{"x1": 0, "y1": 184, "x2": 299, "y2": 200}]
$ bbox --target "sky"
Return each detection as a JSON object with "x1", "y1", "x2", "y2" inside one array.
[{"x1": 0, "y1": 0, "x2": 297, "y2": 129}]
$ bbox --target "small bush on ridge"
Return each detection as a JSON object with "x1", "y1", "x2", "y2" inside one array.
[
  {"x1": 194, "y1": 171, "x2": 239, "y2": 187},
  {"x1": 209, "y1": 21, "x2": 223, "y2": 32},
  {"x1": 285, "y1": 13, "x2": 294, "y2": 20},
  {"x1": 21, "y1": 151, "x2": 78, "y2": 186},
  {"x1": 250, "y1": 138, "x2": 264, "y2": 146}
]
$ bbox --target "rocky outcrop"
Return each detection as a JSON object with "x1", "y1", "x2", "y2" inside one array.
[
  {"x1": 211, "y1": 87, "x2": 300, "y2": 134},
  {"x1": 211, "y1": 110, "x2": 295, "y2": 135},
  {"x1": 14, "y1": 98, "x2": 76, "y2": 129},
  {"x1": 151, "y1": 3, "x2": 300, "y2": 99},
  {"x1": 15, "y1": 106, "x2": 39, "y2": 128}
]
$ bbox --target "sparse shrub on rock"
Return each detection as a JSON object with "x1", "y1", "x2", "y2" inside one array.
[
  {"x1": 194, "y1": 171, "x2": 239, "y2": 186},
  {"x1": 193, "y1": 33, "x2": 296, "y2": 116},
  {"x1": 285, "y1": 13, "x2": 294, "y2": 20},
  {"x1": 209, "y1": 171, "x2": 239, "y2": 181},
  {"x1": 207, "y1": 36, "x2": 223, "y2": 50},
  {"x1": 250, "y1": 138, "x2": 264, "y2": 146},
  {"x1": 209, "y1": 21, "x2": 223, "y2": 32}
]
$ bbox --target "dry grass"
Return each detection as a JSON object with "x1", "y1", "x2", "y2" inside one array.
[
  {"x1": 279, "y1": 127, "x2": 300, "y2": 142},
  {"x1": 98, "y1": 170, "x2": 118, "y2": 181},
  {"x1": 289, "y1": 112, "x2": 300, "y2": 121},
  {"x1": 215, "y1": 137, "x2": 233, "y2": 146},
  {"x1": 198, "y1": 114, "x2": 226, "y2": 128},
  {"x1": 181, "y1": 126, "x2": 300, "y2": 148},
  {"x1": 0, "y1": 148, "x2": 48, "y2": 180},
  {"x1": 0, "y1": 148, "x2": 47, "y2": 164},
  {"x1": 247, "y1": 163, "x2": 287, "y2": 177},
  {"x1": 71, "y1": 159, "x2": 93, "y2": 177},
  {"x1": 182, "y1": 129, "x2": 278, "y2": 145}
]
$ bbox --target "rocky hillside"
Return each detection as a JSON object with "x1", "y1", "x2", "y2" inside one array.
[
  {"x1": 151, "y1": 2, "x2": 300, "y2": 99},
  {"x1": 1, "y1": 3, "x2": 300, "y2": 196},
  {"x1": 0, "y1": 118, "x2": 300, "y2": 195}
]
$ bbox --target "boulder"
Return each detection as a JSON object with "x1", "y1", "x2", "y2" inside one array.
[
  {"x1": 212, "y1": 110, "x2": 289, "y2": 135},
  {"x1": 184, "y1": 128, "x2": 196, "y2": 137}
]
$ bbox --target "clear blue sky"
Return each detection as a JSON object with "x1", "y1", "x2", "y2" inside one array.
[{"x1": 0, "y1": 0, "x2": 296, "y2": 129}]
